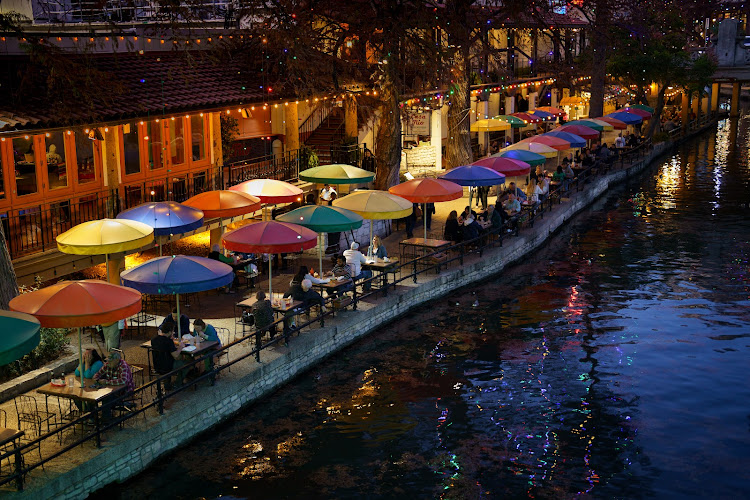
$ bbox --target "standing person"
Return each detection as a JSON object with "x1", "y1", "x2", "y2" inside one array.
[
  {"x1": 405, "y1": 203, "x2": 417, "y2": 238},
  {"x1": 320, "y1": 184, "x2": 337, "y2": 205},
  {"x1": 151, "y1": 325, "x2": 185, "y2": 390},
  {"x1": 101, "y1": 320, "x2": 122, "y2": 351},
  {"x1": 476, "y1": 186, "x2": 489, "y2": 211},
  {"x1": 425, "y1": 202, "x2": 436, "y2": 231},
  {"x1": 326, "y1": 192, "x2": 341, "y2": 253}
]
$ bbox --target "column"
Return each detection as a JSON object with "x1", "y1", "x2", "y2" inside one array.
[
  {"x1": 107, "y1": 255, "x2": 124, "y2": 285},
  {"x1": 209, "y1": 227, "x2": 223, "y2": 251},
  {"x1": 344, "y1": 97, "x2": 358, "y2": 140},
  {"x1": 431, "y1": 107, "x2": 442, "y2": 171},
  {"x1": 284, "y1": 101, "x2": 300, "y2": 152},
  {"x1": 211, "y1": 112, "x2": 223, "y2": 189},
  {"x1": 692, "y1": 93, "x2": 701, "y2": 125},
  {"x1": 710, "y1": 82, "x2": 720, "y2": 117},
  {"x1": 551, "y1": 88, "x2": 558, "y2": 108},
  {"x1": 103, "y1": 126, "x2": 120, "y2": 217},
  {"x1": 681, "y1": 92, "x2": 690, "y2": 131},
  {"x1": 528, "y1": 91, "x2": 538, "y2": 110},
  {"x1": 730, "y1": 81, "x2": 741, "y2": 118},
  {"x1": 504, "y1": 96, "x2": 515, "y2": 114}
]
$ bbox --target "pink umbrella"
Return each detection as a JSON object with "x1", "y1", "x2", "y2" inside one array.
[
  {"x1": 471, "y1": 157, "x2": 530, "y2": 177},
  {"x1": 621, "y1": 107, "x2": 652, "y2": 119},
  {"x1": 557, "y1": 124, "x2": 599, "y2": 140},
  {"x1": 229, "y1": 179, "x2": 303, "y2": 204},
  {"x1": 597, "y1": 117, "x2": 628, "y2": 130},
  {"x1": 510, "y1": 112, "x2": 543, "y2": 124},
  {"x1": 222, "y1": 221, "x2": 318, "y2": 298},
  {"x1": 520, "y1": 135, "x2": 571, "y2": 151}
]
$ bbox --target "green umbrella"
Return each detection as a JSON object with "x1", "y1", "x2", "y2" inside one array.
[
  {"x1": 566, "y1": 119, "x2": 606, "y2": 132},
  {"x1": 277, "y1": 205, "x2": 364, "y2": 273},
  {"x1": 495, "y1": 149, "x2": 547, "y2": 166},
  {"x1": 299, "y1": 164, "x2": 375, "y2": 185},
  {"x1": 628, "y1": 103, "x2": 655, "y2": 113},
  {"x1": 493, "y1": 115, "x2": 526, "y2": 128},
  {"x1": 0, "y1": 310, "x2": 41, "y2": 366}
]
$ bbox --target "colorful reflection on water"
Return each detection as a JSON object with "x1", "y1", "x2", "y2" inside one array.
[{"x1": 95, "y1": 120, "x2": 750, "y2": 499}]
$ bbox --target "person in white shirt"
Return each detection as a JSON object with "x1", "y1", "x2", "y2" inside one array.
[
  {"x1": 320, "y1": 184, "x2": 337, "y2": 205},
  {"x1": 615, "y1": 133, "x2": 626, "y2": 149},
  {"x1": 538, "y1": 175, "x2": 549, "y2": 202},
  {"x1": 526, "y1": 178, "x2": 543, "y2": 204},
  {"x1": 342, "y1": 242, "x2": 373, "y2": 291}
]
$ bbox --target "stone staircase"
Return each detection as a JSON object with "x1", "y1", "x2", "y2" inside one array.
[{"x1": 304, "y1": 109, "x2": 345, "y2": 164}]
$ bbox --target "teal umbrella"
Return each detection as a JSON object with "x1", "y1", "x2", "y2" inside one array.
[
  {"x1": 496, "y1": 149, "x2": 547, "y2": 166},
  {"x1": 628, "y1": 103, "x2": 655, "y2": 113},
  {"x1": 0, "y1": 310, "x2": 41, "y2": 366},
  {"x1": 277, "y1": 205, "x2": 364, "y2": 273},
  {"x1": 299, "y1": 164, "x2": 375, "y2": 185}
]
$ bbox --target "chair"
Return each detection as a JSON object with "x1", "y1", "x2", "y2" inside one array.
[
  {"x1": 214, "y1": 327, "x2": 231, "y2": 374},
  {"x1": 14, "y1": 395, "x2": 59, "y2": 463}
]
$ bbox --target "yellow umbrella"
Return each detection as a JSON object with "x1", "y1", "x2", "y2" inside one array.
[
  {"x1": 333, "y1": 190, "x2": 413, "y2": 243},
  {"x1": 56, "y1": 218, "x2": 154, "y2": 284},
  {"x1": 470, "y1": 119, "x2": 512, "y2": 132},
  {"x1": 501, "y1": 141, "x2": 558, "y2": 158}
]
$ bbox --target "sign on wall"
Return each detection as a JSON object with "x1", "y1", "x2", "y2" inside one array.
[{"x1": 407, "y1": 111, "x2": 431, "y2": 136}]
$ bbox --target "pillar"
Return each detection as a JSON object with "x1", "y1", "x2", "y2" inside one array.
[
  {"x1": 701, "y1": 94, "x2": 709, "y2": 115},
  {"x1": 209, "y1": 227, "x2": 223, "y2": 250},
  {"x1": 681, "y1": 92, "x2": 690, "y2": 130},
  {"x1": 730, "y1": 81, "x2": 741, "y2": 118},
  {"x1": 528, "y1": 92, "x2": 538, "y2": 110},
  {"x1": 504, "y1": 96, "x2": 515, "y2": 114},
  {"x1": 710, "y1": 82, "x2": 720, "y2": 117},
  {"x1": 103, "y1": 126, "x2": 120, "y2": 216},
  {"x1": 478, "y1": 100, "x2": 489, "y2": 154},
  {"x1": 284, "y1": 101, "x2": 300, "y2": 152},
  {"x1": 211, "y1": 112, "x2": 223, "y2": 189},
  {"x1": 431, "y1": 107, "x2": 442, "y2": 171},
  {"x1": 106, "y1": 255, "x2": 124, "y2": 285},
  {"x1": 344, "y1": 97, "x2": 358, "y2": 140},
  {"x1": 692, "y1": 93, "x2": 701, "y2": 124},
  {"x1": 551, "y1": 88, "x2": 558, "y2": 108}
]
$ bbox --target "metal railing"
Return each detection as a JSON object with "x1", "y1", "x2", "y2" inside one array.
[
  {"x1": 299, "y1": 103, "x2": 336, "y2": 144},
  {"x1": 226, "y1": 149, "x2": 303, "y2": 186}
]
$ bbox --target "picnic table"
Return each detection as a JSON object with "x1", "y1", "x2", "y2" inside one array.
[
  {"x1": 140, "y1": 338, "x2": 220, "y2": 377},
  {"x1": 362, "y1": 257, "x2": 400, "y2": 293},
  {"x1": 399, "y1": 238, "x2": 451, "y2": 262}
]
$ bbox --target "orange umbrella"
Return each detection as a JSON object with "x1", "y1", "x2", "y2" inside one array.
[
  {"x1": 389, "y1": 179, "x2": 463, "y2": 239},
  {"x1": 183, "y1": 190, "x2": 261, "y2": 219},
  {"x1": 229, "y1": 179, "x2": 303, "y2": 204},
  {"x1": 10, "y1": 280, "x2": 142, "y2": 387}
]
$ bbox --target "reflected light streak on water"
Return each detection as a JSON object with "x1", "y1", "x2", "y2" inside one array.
[{"x1": 93, "y1": 120, "x2": 750, "y2": 500}]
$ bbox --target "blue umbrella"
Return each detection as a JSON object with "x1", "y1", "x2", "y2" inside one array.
[
  {"x1": 605, "y1": 112, "x2": 642, "y2": 125},
  {"x1": 530, "y1": 110, "x2": 554, "y2": 120},
  {"x1": 121, "y1": 255, "x2": 233, "y2": 338},
  {"x1": 543, "y1": 131, "x2": 587, "y2": 148},
  {"x1": 439, "y1": 165, "x2": 505, "y2": 208},
  {"x1": 117, "y1": 202, "x2": 204, "y2": 237}
]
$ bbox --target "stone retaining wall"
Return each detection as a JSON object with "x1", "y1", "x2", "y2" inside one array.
[{"x1": 12, "y1": 140, "x2": 677, "y2": 499}]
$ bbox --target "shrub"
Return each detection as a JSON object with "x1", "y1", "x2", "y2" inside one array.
[{"x1": 0, "y1": 328, "x2": 71, "y2": 383}]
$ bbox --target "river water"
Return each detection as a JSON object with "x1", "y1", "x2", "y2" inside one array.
[{"x1": 95, "y1": 121, "x2": 750, "y2": 499}]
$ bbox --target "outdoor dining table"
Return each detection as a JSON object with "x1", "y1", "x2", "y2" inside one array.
[
  {"x1": 313, "y1": 277, "x2": 354, "y2": 295},
  {"x1": 0, "y1": 427, "x2": 24, "y2": 488},
  {"x1": 140, "y1": 339, "x2": 220, "y2": 376},
  {"x1": 235, "y1": 296, "x2": 304, "y2": 337},
  {"x1": 37, "y1": 378, "x2": 127, "y2": 447},
  {"x1": 362, "y1": 257, "x2": 399, "y2": 294},
  {"x1": 399, "y1": 237, "x2": 452, "y2": 262}
]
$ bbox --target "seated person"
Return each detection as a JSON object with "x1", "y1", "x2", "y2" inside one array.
[
  {"x1": 503, "y1": 193, "x2": 521, "y2": 216},
  {"x1": 327, "y1": 255, "x2": 354, "y2": 297},
  {"x1": 538, "y1": 175, "x2": 550, "y2": 201},
  {"x1": 598, "y1": 143, "x2": 612, "y2": 160},
  {"x1": 160, "y1": 308, "x2": 191, "y2": 338},
  {"x1": 487, "y1": 205, "x2": 503, "y2": 230},
  {"x1": 506, "y1": 181, "x2": 527, "y2": 201},
  {"x1": 75, "y1": 348, "x2": 104, "y2": 379},
  {"x1": 296, "y1": 264, "x2": 328, "y2": 285},
  {"x1": 93, "y1": 351, "x2": 135, "y2": 394},
  {"x1": 462, "y1": 214, "x2": 482, "y2": 240},
  {"x1": 444, "y1": 210, "x2": 462, "y2": 242},
  {"x1": 251, "y1": 291, "x2": 277, "y2": 338},
  {"x1": 193, "y1": 318, "x2": 220, "y2": 344},
  {"x1": 151, "y1": 325, "x2": 186, "y2": 390},
  {"x1": 299, "y1": 279, "x2": 326, "y2": 311},
  {"x1": 458, "y1": 206, "x2": 478, "y2": 225},
  {"x1": 553, "y1": 165, "x2": 566, "y2": 182},
  {"x1": 343, "y1": 242, "x2": 372, "y2": 291},
  {"x1": 369, "y1": 235, "x2": 387, "y2": 259},
  {"x1": 526, "y1": 179, "x2": 543, "y2": 204},
  {"x1": 563, "y1": 159, "x2": 575, "y2": 179}
]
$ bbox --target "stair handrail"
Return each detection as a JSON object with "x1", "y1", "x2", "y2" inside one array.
[{"x1": 299, "y1": 101, "x2": 335, "y2": 143}]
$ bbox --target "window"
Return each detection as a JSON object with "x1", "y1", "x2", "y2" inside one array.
[
  {"x1": 122, "y1": 123, "x2": 141, "y2": 176},
  {"x1": 147, "y1": 121, "x2": 165, "y2": 170},
  {"x1": 74, "y1": 132, "x2": 97, "y2": 184},
  {"x1": 169, "y1": 118, "x2": 186, "y2": 166},
  {"x1": 12, "y1": 136, "x2": 38, "y2": 196},
  {"x1": 190, "y1": 115, "x2": 206, "y2": 161},
  {"x1": 44, "y1": 132, "x2": 68, "y2": 190}
]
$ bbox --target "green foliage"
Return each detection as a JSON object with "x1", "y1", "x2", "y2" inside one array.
[
  {"x1": 0, "y1": 328, "x2": 71, "y2": 383},
  {"x1": 301, "y1": 146, "x2": 319, "y2": 169},
  {"x1": 219, "y1": 114, "x2": 239, "y2": 163}
]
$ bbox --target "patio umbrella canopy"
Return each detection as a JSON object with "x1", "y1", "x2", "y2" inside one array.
[
  {"x1": 471, "y1": 157, "x2": 530, "y2": 177},
  {"x1": 0, "y1": 311, "x2": 41, "y2": 366},
  {"x1": 622, "y1": 107, "x2": 652, "y2": 118},
  {"x1": 496, "y1": 149, "x2": 547, "y2": 166},
  {"x1": 627, "y1": 103, "x2": 655, "y2": 113},
  {"x1": 332, "y1": 190, "x2": 413, "y2": 219},
  {"x1": 605, "y1": 112, "x2": 642, "y2": 125},
  {"x1": 502, "y1": 141, "x2": 558, "y2": 158},
  {"x1": 565, "y1": 119, "x2": 611, "y2": 132},
  {"x1": 520, "y1": 135, "x2": 571, "y2": 151},
  {"x1": 229, "y1": 178, "x2": 304, "y2": 204},
  {"x1": 543, "y1": 131, "x2": 587, "y2": 148},
  {"x1": 510, "y1": 112, "x2": 543, "y2": 124},
  {"x1": 56, "y1": 218, "x2": 154, "y2": 256},
  {"x1": 535, "y1": 106, "x2": 566, "y2": 117},
  {"x1": 439, "y1": 165, "x2": 506, "y2": 187},
  {"x1": 299, "y1": 164, "x2": 375, "y2": 185},
  {"x1": 9, "y1": 280, "x2": 142, "y2": 387},
  {"x1": 277, "y1": 205, "x2": 364, "y2": 273},
  {"x1": 530, "y1": 110, "x2": 555, "y2": 121},
  {"x1": 470, "y1": 118, "x2": 512, "y2": 132},
  {"x1": 493, "y1": 115, "x2": 526, "y2": 128},
  {"x1": 557, "y1": 124, "x2": 600, "y2": 140},
  {"x1": 597, "y1": 116, "x2": 628, "y2": 130},
  {"x1": 116, "y1": 201, "x2": 204, "y2": 236},
  {"x1": 222, "y1": 221, "x2": 318, "y2": 298},
  {"x1": 183, "y1": 190, "x2": 262, "y2": 219},
  {"x1": 389, "y1": 178, "x2": 463, "y2": 240}
]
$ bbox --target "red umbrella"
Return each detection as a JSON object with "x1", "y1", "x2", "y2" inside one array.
[
  {"x1": 557, "y1": 124, "x2": 599, "y2": 140},
  {"x1": 9, "y1": 280, "x2": 142, "y2": 387},
  {"x1": 471, "y1": 156, "x2": 530, "y2": 177},
  {"x1": 621, "y1": 107, "x2": 652, "y2": 119},
  {"x1": 510, "y1": 112, "x2": 543, "y2": 124},
  {"x1": 520, "y1": 135, "x2": 571, "y2": 151},
  {"x1": 222, "y1": 221, "x2": 318, "y2": 297},
  {"x1": 229, "y1": 179, "x2": 303, "y2": 204},
  {"x1": 389, "y1": 178, "x2": 463, "y2": 239},
  {"x1": 596, "y1": 117, "x2": 628, "y2": 130},
  {"x1": 183, "y1": 190, "x2": 262, "y2": 219}
]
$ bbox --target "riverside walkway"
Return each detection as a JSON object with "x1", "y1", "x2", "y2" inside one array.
[{"x1": 0, "y1": 122, "x2": 714, "y2": 499}]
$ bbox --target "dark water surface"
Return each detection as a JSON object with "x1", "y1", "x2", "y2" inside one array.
[{"x1": 96, "y1": 121, "x2": 750, "y2": 499}]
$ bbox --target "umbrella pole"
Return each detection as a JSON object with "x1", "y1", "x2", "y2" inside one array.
[
  {"x1": 78, "y1": 327, "x2": 84, "y2": 388},
  {"x1": 318, "y1": 233, "x2": 323, "y2": 276},
  {"x1": 369, "y1": 220, "x2": 373, "y2": 247},
  {"x1": 268, "y1": 257, "x2": 273, "y2": 302},
  {"x1": 176, "y1": 293, "x2": 182, "y2": 341},
  {"x1": 423, "y1": 203, "x2": 428, "y2": 240},
  {"x1": 105, "y1": 253, "x2": 109, "y2": 281}
]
